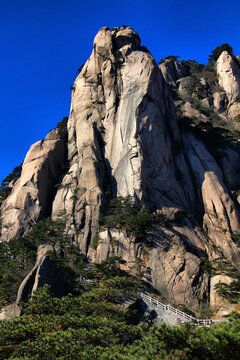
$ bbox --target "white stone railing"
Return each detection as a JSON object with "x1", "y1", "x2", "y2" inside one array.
[{"x1": 140, "y1": 292, "x2": 214, "y2": 326}]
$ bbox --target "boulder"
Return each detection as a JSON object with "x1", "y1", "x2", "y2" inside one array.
[
  {"x1": 213, "y1": 91, "x2": 227, "y2": 113},
  {"x1": 159, "y1": 58, "x2": 188, "y2": 87},
  {"x1": 0, "y1": 303, "x2": 21, "y2": 321},
  {"x1": 16, "y1": 244, "x2": 66, "y2": 303}
]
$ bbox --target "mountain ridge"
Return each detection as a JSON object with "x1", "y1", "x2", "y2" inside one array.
[{"x1": 1, "y1": 26, "x2": 240, "y2": 313}]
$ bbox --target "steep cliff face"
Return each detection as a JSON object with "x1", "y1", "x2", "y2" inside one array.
[
  {"x1": 217, "y1": 51, "x2": 240, "y2": 120},
  {"x1": 217, "y1": 51, "x2": 240, "y2": 105},
  {"x1": 1, "y1": 26, "x2": 240, "y2": 309},
  {"x1": 0, "y1": 128, "x2": 67, "y2": 241},
  {"x1": 51, "y1": 26, "x2": 198, "y2": 253}
]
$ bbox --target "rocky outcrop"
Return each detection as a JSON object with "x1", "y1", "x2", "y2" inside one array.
[
  {"x1": 16, "y1": 244, "x2": 66, "y2": 303},
  {"x1": 213, "y1": 91, "x2": 227, "y2": 113},
  {"x1": 52, "y1": 26, "x2": 197, "y2": 253},
  {"x1": 209, "y1": 274, "x2": 240, "y2": 318},
  {"x1": 210, "y1": 274, "x2": 233, "y2": 308},
  {"x1": 88, "y1": 227, "x2": 207, "y2": 309},
  {"x1": 0, "y1": 303, "x2": 21, "y2": 321},
  {"x1": 182, "y1": 132, "x2": 240, "y2": 265},
  {"x1": 217, "y1": 51, "x2": 240, "y2": 105},
  {"x1": 0, "y1": 128, "x2": 67, "y2": 241},
  {"x1": 182, "y1": 101, "x2": 208, "y2": 120},
  {"x1": 218, "y1": 148, "x2": 240, "y2": 191},
  {"x1": 159, "y1": 58, "x2": 188, "y2": 87},
  {"x1": 216, "y1": 51, "x2": 240, "y2": 122}
]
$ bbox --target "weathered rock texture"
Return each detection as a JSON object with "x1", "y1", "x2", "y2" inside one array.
[
  {"x1": 16, "y1": 244, "x2": 66, "y2": 303},
  {"x1": 159, "y1": 57, "x2": 188, "y2": 87},
  {"x1": 217, "y1": 51, "x2": 240, "y2": 105},
  {"x1": 0, "y1": 128, "x2": 67, "y2": 241},
  {"x1": 0, "y1": 303, "x2": 21, "y2": 321},
  {"x1": 1, "y1": 26, "x2": 240, "y2": 309}
]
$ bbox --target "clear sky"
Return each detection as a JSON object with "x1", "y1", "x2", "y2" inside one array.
[{"x1": 1, "y1": 0, "x2": 240, "y2": 182}]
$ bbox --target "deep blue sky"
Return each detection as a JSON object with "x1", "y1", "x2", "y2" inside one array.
[{"x1": 1, "y1": 0, "x2": 240, "y2": 183}]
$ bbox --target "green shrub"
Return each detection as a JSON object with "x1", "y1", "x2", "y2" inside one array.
[
  {"x1": 214, "y1": 270, "x2": 240, "y2": 303},
  {"x1": 0, "y1": 163, "x2": 22, "y2": 202},
  {"x1": 200, "y1": 258, "x2": 215, "y2": 275},
  {"x1": 90, "y1": 234, "x2": 101, "y2": 249},
  {"x1": 158, "y1": 55, "x2": 179, "y2": 64},
  {"x1": 1, "y1": 280, "x2": 240, "y2": 359},
  {"x1": 231, "y1": 233, "x2": 240, "y2": 246},
  {"x1": 99, "y1": 196, "x2": 169, "y2": 242},
  {"x1": 177, "y1": 115, "x2": 240, "y2": 157},
  {"x1": 99, "y1": 124, "x2": 106, "y2": 135},
  {"x1": 198, "y1": 302, "x2": 215, "y2": 318},
  {"x1": 234, "y1": 114, "x2": 240, "y2": 123},
  {"x1": 181, "y1": 59, "x2": 205, "y2": 75},
  {"x1": 55, "y1": 116, "x2": 68, "y2": 130},
  {"x1": 208, "y1": 43, "x2": 234, "y2": 63},
  {"x1": 0, "y1": 218, "x2": 75, "y2": 304},
  {"x1": 187, "y1": 75, "x2": 205, "y2": 99}
]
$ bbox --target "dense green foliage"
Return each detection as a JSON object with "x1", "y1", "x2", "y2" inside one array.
[
  {"x1": 177, "y1": 115, "x2": 240, "y2": 155},
  {"x1": 182, "y1": 59, "x2": 206, "y2": 75},
  {"x1": 199, "y1": 257, "x2": 240, "y2": 303},
  {"x1": 0, "y1": 164, "x2": 22, "y2": 203},
  {"x1": 99, "y1": 196, "x2": 169, "y2": 241},
  {"x1": 0, "y1": 238, "x2": 35, "y2": 305},
  {"x1": 1, "y1": 277, "x2": 240, "y2": 359},
  {"x1": 55, "y1": 116, "x2": 68, "y2": 131},
  {"x1": 213, "y1": 262, "x2": 240, "y2": 303},
  {"x1": 0, "y1": 218, "x2": 83, "y2": 305}
]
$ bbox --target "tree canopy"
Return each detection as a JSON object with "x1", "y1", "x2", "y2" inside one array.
[{"x1": 208, "y1": 43, "x2": 234, "y2": 63}]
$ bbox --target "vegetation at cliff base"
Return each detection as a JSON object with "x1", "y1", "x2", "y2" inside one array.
[
  {"x1": 0, "y1": 218, "x2": 82, "y2": 306},
  {"x1": 99, "y1": 196, "x2": 169, "y2": 241},
  {"x1": 1, "y1": 275, "x2": 240, "y2": 359}
]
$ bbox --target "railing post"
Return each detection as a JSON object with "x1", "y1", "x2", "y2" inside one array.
[{"x1": 140, "y1": 292, "x2": 213, "y2": 326}]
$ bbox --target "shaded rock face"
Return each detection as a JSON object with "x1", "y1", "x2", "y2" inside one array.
[
  {"x1": 88, "y1": 228, "x2": 208, "y2": 309},
  {"x1": 182, "y1": 133, "x2": 240, "y2": 265},
  {"x1": 1, "y1": 26, "x2": 240, "y2": 309},
  {"x1": 16, "y1": 244, "x2": 66, "y2": 303},
  {"x1": 213, "y1": 91, "x2": 227, "y2": 113},
  {"x1": 159, "y1": 58, "x2": 189, "y2": 87}
]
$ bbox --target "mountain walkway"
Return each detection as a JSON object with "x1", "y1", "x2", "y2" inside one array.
[
  {"x1": 140, "y1": 292, "x2": 214, "y2": 326},
  {"x1": 80, "y1": 277, "x2": 215, "y2": 326}
]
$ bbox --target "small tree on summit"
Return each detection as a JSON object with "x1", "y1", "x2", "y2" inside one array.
[{"x1": 208, "y1": 43, "x2": 234, "y2": 63}]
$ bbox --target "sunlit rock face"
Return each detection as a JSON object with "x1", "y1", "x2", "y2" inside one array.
[
  {"x1": 51, "y1": 25, "x2": 197, "y2": 254},
  {"x1": 217, "y1": 51, "x2": 240, "y2": 105},
  {"x1": 0, "y1": 128, "x2": 67, "y2": 241},
  {"x1": 1, "y1": 26, "x2": 240, "y2": 308}
]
